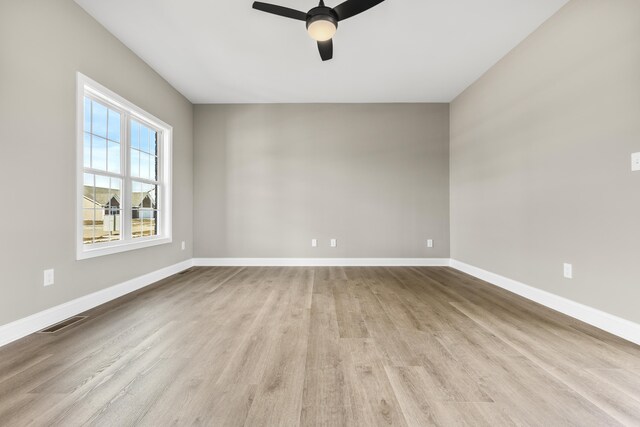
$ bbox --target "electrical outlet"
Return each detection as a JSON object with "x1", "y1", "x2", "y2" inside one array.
[
  {"x1": 43, "y1": 269, "x2": 54, "y2": 287},
  {"x1": 563, "y1": 263, "x2": 573, "y2": 279},
  {"x1": 427, "y1": 239, "x2": 434, "y2": 248},
  {"x1": 311, "y1": 239, "x2": 318, "y2": 247},
  {"x1": 330, "y1": 239, "x2": 337, "y2": 248},
  {"x1": 181, "y1": 241, "x2": 186, "y2": 250},
  {"x1": 632, "y1": 152, "x2": 640, "y2": 172}
]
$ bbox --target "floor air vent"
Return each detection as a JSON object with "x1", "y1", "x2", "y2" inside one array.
[{"x1": 38, "y1": 316, "x2": 88, "y2": 334}]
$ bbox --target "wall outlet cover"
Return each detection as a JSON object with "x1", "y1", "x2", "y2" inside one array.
[
  {"x1": 44, "y1": 269, "x2": 54, "y2": 287},
  {"x1": 330, "y1": 239, "x2": 337, "y2": 248},
  {"x1": 632, "y1": 152, "x2": 640, "y2": 171},
  {"x1": 563, "y1": 263, "x2": 573, "y2": 279},
  {"x1": 311, "y1": 239, "x2": 318, "y2": 247}
]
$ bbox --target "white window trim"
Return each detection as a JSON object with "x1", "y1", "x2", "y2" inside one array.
[{"x1": 76, "y1": 72, "x2": 173, "y2": 260}]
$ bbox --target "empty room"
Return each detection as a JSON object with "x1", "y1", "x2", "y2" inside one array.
[{"x1": 1, "y1": 0, "x2": 639, "y2": 425}]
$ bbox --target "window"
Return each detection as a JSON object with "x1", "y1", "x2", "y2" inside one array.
[{"x1": 77, "y1": 73, "x2": 172, "y2": 259}]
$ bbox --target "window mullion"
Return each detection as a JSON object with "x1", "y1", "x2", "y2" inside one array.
[
  {"x1": 130, "y1": 177, "x2": 160, "y2": 186},
  {"x1": 157, "y1": 130, "x2": 163, "y2": 236},
  {"x1": 82, "y1": 168, "x2": 124, "y2": 180},
  {"x1": 123, "y1": 112, "x2": 132, "y2": 242}
]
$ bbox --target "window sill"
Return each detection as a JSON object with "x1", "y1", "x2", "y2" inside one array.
[{"x1": 76, "y1": 236, "x2": 172, "y2": 260}]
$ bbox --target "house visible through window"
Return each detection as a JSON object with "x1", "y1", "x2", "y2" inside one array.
[
  {"x1": 130, "y1": 119, "x2": 159, "y2": 238},
  {"x1": 77, "y1": 73, "x2": 172, "y2": 260}
]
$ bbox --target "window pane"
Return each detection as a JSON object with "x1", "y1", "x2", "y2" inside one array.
[
  {"x1": 82, "y1": 173, "x2": 96, "y2": 245},
  {"x1": 95, "y1": 174, "x2": 109, "y2": 190},
  {"x1": 131, "y1": 120, "x2": 140, "y2": 150},
  {"x1": 140, "y1": 126, "x2": 149, "y2": 153},
  {"x1": 83, "y1": 174, "x2": 122, "y2": 244},
  {"x1": 143, "y1": 182, "x2": 157, "y2": 207},
  {"x1": 83, "y1": 172, "x2": 95, "y2": 200},
  {"x1": 132, "y1": 180, "x2": 142, "y2": 239},
  {"x1": 132, "y1": 209, "x2": 141, "y2": 238},
  {"x1": 108, "y1": 109, "x2": 121, "y2": 142},
  {"x1": 91, "y1": 101, "x2": 108, "y2": 138},
  {"x1": 143, "y1": 217, "x2": 150, "y2": 237},
  {"x1": 83, "y1": 97, "x2": 91, "y2": 133},
  {"x1": 107, "y1": 141, "x2": 120, "y2": 173},
  {"x1": 135, "y1": 213, "x2": 158, "y2": 237},
  {"x1": 92, "y1": 135, "x2": 107, "y2": 171},
  {"x1": 130, "y1": 149, "x2": 140, "y2": 177},
  {"x1": 151, "y1": 210, "x2": 158, "y2": 236},
  {"x1": 132, "y1": 181, "x2": 158, "y2": 239},
  {"x1": 83, "y1": 209, "x2": 95, "y2": 244},
  {"x1": 140, "y1": 153, "x2": 151, "y2": 180},
  {"x1": 83, "y1": 132, "x2": 91, "y2": 168}
]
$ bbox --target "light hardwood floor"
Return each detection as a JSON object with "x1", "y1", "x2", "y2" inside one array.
[{"x1": 1, "y1": 267, "x2": 639, "y2": 426}]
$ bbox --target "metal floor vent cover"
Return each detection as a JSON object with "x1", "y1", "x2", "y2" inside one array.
[{"x1": 38, "y1": 316, "x2": 88, "y2": 334}]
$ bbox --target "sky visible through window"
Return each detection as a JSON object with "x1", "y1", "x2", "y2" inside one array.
[{"x1": 83, "y1": 97, "x2": 159, "y2": 242}]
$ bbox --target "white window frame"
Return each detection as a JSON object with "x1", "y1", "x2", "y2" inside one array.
[{"x1": 76, "y1": 72, "x2": 172, "y2": 260}]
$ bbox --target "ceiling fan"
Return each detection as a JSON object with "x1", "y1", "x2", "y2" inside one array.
[{"x1": 252, "y1": 0, "x2": 387, "y2": 61}]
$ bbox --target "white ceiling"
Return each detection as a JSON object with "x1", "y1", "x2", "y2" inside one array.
[{"x1": 74, "y1": 0, "x2": 568, "y2": 104}]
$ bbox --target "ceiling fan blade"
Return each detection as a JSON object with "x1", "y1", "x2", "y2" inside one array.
[
  {"x1": 317, "y1": 39, "x2": 333, "y2": 61},
  {"x1": 252, "y1": 2, "x2": 308, "y2": 21},
  {"x1": 333, "y1": 0, "x2": 386, "y2": 21}
]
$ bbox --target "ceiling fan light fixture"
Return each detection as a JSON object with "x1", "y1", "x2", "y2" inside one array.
[
  {"x1": 307, "y1": 16, "x2": 337, "y2": 42},
  {"x1": 253, "y1": 0, "x2": 388, "y2": 61}
]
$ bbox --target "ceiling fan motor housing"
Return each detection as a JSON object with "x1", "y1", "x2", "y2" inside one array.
[{"x1": 306, "y1": 7, "x2": 339, "y2": 30}]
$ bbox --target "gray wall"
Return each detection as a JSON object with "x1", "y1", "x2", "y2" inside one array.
[
  {"x1": 0, "y1": 0, "x2": 193, "y2": 326},
  {"x1": 194, "y1": 104, "x2": 450, "y2": 258},
  {"x1": 450, "y1": 0, "x2": 640, "y2": 323}
]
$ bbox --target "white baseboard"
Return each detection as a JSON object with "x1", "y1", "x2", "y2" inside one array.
[
  {"x1": 450, "y1": 259, "x2": 640, "y2": 345},
  {"x1": 5, "y1": 258, "x2": 636, "y2": 348},
  {"x1": 193, "y1": 258, "x2": 452, "y2": 267},
  {"x1": 0, "y1": 259, "x2": 193, "y2": 348}
]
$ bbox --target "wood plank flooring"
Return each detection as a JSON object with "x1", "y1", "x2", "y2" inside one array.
[{"x1": 1, "y1": 266, "x2": 639, "y2": 426}]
